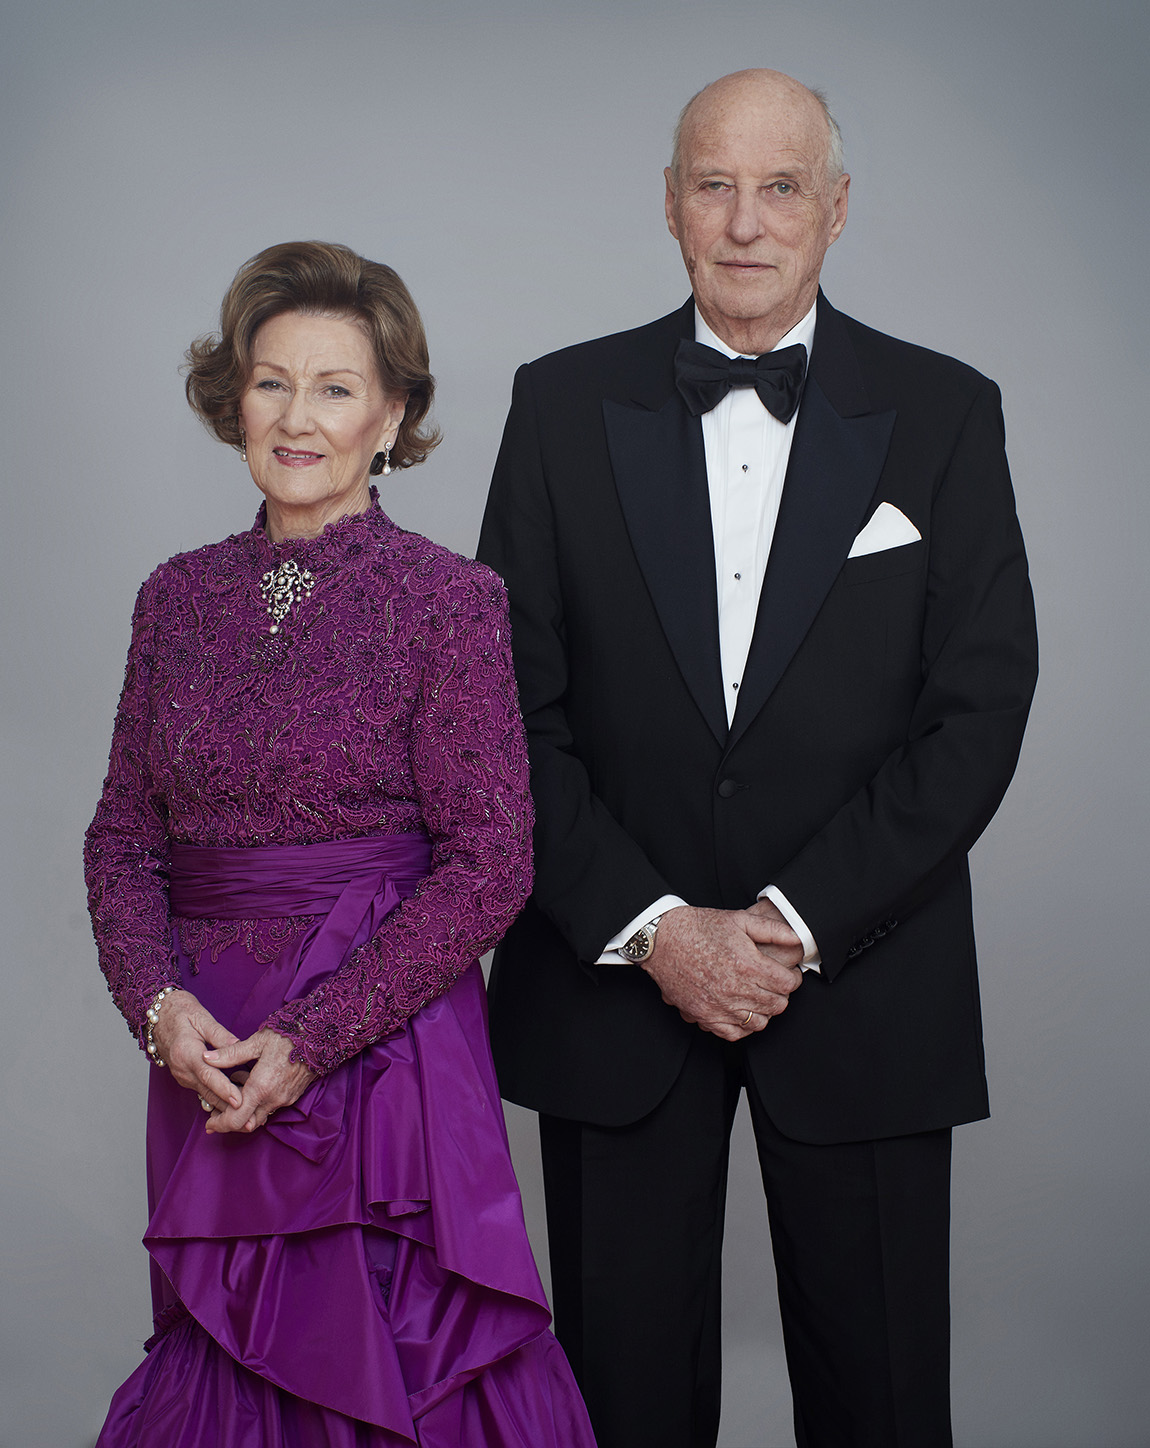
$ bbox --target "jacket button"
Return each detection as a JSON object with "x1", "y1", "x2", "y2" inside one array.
[{"x1": 717, "y1": 779, "x2": 739, "y2": 798}]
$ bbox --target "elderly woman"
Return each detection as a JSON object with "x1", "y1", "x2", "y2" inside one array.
[{"x1": 85, "y1": 241, "x2": 596, "y2": 1447}]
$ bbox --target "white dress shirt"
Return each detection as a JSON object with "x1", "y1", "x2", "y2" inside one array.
[{"x1": 599, "y1": 302, "x2": 822, "y2": 969}]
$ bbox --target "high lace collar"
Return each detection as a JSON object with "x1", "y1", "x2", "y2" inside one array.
[{"x1": 249, "y1": 488, "x2": 392, "y2": 564}]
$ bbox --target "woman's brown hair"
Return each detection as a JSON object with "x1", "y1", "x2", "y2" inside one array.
[{"x1": 185, "y1": 241, "x2": 439, "y2": 470}]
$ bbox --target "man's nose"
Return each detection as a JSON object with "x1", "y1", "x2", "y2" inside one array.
[{"x1": 727, "y1": 187, "x2": 765, "y2": 244}]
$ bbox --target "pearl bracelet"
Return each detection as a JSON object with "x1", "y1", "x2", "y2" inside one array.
[{"x1": 145, "y1": 986, "x2": 178, "y2": 1067}]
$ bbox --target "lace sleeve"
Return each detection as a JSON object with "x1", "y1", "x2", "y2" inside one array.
[
  {"x1": 264, "y1": 571, "x2": 534, "y2": 1074},
  {"x1": 84, "y1": 572, "x2": 179, "y2": 1049}
]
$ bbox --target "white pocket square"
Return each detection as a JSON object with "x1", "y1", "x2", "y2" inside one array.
[{"x1": 847, "y1": 502, "x2": 921, "y2": 558}]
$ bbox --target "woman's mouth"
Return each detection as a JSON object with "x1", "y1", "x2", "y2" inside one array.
[{"x1": 272, "y1": 448, "x2": 324, "y2": 466}]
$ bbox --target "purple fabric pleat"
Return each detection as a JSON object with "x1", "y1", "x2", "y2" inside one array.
[{"x1": 98, "y1": 834, "x2": 596, "y2": 1446}]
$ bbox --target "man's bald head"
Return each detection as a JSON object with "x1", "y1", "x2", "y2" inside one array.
[{"x1": 671, "y1": 70, "x2": 844, "y2": 186}]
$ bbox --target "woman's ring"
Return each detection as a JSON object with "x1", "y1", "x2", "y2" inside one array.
[
  {"x1": 199, "y1": 1096, "x2": 212, "y2": 1112},
  {"x1": 742, "y1": 1009, "x2": 754, "y2": 1026}
]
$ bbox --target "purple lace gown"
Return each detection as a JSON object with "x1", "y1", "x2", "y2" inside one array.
[{"x1": 84, "y1": 498, "x2": 596, "y2": 1447}]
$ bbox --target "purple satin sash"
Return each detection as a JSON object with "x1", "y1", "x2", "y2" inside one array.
[{"x1": 168, "y1": 832, "x2": 433, "y2": 1001}]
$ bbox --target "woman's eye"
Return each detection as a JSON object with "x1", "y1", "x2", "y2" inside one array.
[
  {"x1": 773, "y1": 182, "x2": 794, "y2": 195},
  {"x1": 324, "y1": 385, "x2": 351, "y2": 398},
  {"x1": 256, "y1": 378, "x2": 285, "y2": 391}
]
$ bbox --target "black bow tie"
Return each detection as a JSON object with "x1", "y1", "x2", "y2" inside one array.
[{"x1": 674, "y1": 338, "x2": 808, "y2": 423}]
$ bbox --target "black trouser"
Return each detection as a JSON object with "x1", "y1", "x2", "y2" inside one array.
[{"x1": 540, "y1": 1031, "x2": 953, "y2": 1448}]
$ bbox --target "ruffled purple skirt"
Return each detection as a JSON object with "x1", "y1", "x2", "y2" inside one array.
[{"x1": 97, "y1": 844, "x2": 595, "y2": 1446}]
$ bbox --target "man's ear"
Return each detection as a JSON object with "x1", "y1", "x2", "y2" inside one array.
[
  {"x1": 828, "y1": 172, "x2": 850, "y2": 244},
  {"x1": 664, "y1": 167, "x2": 680, "y2": 240}
]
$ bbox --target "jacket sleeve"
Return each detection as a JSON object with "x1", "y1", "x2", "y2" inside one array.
[
  {"x1": 84, "y1": 572, "x2": 180, "y2": 1050},
  {"x1": 478, "y1": 364, "x2": 676, "y2": 962},
  {"x1": 263, "y1": 574, "x2": 535, "y2": 1073},
  {"x1": 772, "y1": 377, "x2": 1038, "y2": 977}
]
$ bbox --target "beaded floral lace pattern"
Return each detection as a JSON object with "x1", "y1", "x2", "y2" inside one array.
[
  {"x1": 174, "y1": 915, "x2": 316, "y2": 969},
  {"x1": 84, "y1": 498, "x2": 533, "y2": 1075}
]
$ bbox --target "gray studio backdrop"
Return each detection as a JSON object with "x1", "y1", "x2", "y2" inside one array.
[{"x1": 2, "y1": 2, "x2": 1146, "y2": 1445}]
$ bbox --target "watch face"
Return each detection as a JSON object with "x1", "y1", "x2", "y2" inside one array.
[{"x1": 623, "y1": 927, "x2": 651, "y2": 961}]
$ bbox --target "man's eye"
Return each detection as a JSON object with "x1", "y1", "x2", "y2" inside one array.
[{"x1": 773, "y1": 182, "x2": 794, "y2": 195}]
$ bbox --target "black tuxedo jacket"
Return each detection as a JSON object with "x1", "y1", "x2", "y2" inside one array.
[{"x1": 477, "y1": 293, "x2": 1037, "y2": 1144}]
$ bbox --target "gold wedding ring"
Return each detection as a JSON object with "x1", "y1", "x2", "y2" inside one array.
[{"x1": 742, "y1": 1009, "x2": 754, "y2": 1026}]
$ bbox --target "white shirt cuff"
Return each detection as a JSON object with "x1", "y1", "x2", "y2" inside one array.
[
  {"x1": 597, "y1": 895, "x2": 689, "y2": 964},
  {"x1": 760, "y1": 885, "x2": 822, "y2": 973}
]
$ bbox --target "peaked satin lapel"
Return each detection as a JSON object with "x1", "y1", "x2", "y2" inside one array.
[
  {"x1": 729, "y1": 315, "x2": 897, "y2": 749},
  {"x1": 604, "y1": 394, "x2": 727, "y2": 745}
]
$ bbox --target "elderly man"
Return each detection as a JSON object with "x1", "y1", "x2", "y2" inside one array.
[{"x1": 478, "y1": 69, "x2": 1036, "y2": 1448}]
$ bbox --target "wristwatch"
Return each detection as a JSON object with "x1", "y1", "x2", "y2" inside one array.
[{"x1": 620, "y1": 915, "x2": 663, "y2": 964}]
